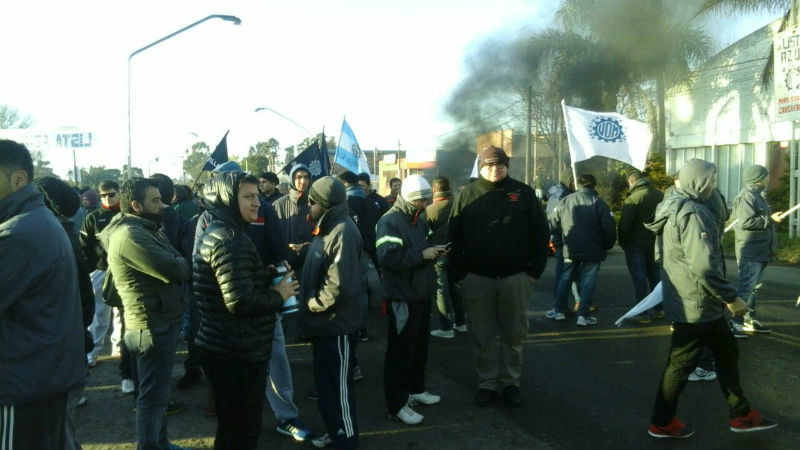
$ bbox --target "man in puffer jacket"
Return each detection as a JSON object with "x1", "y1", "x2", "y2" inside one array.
[
  {"x1": 193, "y1": 170, "x2": 298, "y2": 450},
  {"x1": 298, "y1": 177, "x2": 364, "y2": 449},
  {"x1": 644, "y1": 158, "x2": 777, "y2": 438},
  {"x1": 377, "y1": 174, "x2": 446, "y2": 426}
]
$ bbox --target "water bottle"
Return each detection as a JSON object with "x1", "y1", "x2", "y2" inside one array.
[{"x1": 272, "y1": 263, "x2": 298, "y2": 314}]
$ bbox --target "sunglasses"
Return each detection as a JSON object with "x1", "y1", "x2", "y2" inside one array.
[{"x1": 100, "y1": 193, "x2": 117, "y2": 198}]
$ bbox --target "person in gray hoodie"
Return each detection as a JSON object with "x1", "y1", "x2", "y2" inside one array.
[
  {"x1": 730, "y1": 165, "x2": 783, "y2": 335},
  {"x1": 0, "y1": 140, "x2": 85, "y2": 450},
  {"x1": 644, "y1": 158, "x2": 777, "y2": 438}
]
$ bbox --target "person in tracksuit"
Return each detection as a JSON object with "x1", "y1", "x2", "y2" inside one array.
[{"x1": 298, "y1": 177, "x2": 364, "y2": 450}]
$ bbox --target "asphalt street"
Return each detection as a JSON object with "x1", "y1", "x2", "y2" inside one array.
[{"x1": 77, "y1": 247, "x2": 800, "y2": 449}]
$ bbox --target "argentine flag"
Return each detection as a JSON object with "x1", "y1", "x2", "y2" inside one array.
[
  {"x1": 334, "y1": 119, "x2": 370, "y2": 175},
  {"x1": 561, "y1": 100, "x2": 652, "y2": 171}
]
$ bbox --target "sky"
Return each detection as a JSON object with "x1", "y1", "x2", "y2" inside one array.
[{"x1": 0, "y1": 0, "x2": 782, "y2": 181}]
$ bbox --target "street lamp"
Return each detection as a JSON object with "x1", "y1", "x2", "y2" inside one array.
[{"x1": 127, "y1": 14, "x2": 242, "y2": 180}]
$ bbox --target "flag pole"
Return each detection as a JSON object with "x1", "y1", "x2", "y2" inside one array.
[{"x1": 331, "y1": 116, "x2": 345, "y2": 173}]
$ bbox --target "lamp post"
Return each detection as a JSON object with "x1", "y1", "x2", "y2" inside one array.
[{"x1": 127, "y1": 14, "x2": 241, "y2": 180}]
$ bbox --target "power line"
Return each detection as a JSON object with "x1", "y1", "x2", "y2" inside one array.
[{"x1": 435, "y1": 100, "x2": 524, "y2": 139}]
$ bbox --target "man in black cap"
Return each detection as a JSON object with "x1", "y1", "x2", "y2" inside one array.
[
  {"x1": 730, "y1": 164, "x2": 783, "y2": 336},
  {"x1": 448, "y1": 145, "x2": 549, "y2": 407},
  {"x1": 299, "y1": 176, "x2": 364, "y2": 450},
  {"x1": 259, "y1": 171, "x2": 283, "y2": 203}
]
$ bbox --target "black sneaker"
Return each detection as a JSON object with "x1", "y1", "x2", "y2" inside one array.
[
  {"x1": 176, "y1": 370, "x2": 201, "y2": 390},
  {"x1": 358, "y1": 328, "x2": 369, "y2": 342},
  {"x1": 474, "y1": 389, "x2": 496, "y2": 407},
  {"x1": 305, "y1": 390, "x2": 318, "y2": 401},
  {"x1": 502, "y1": 385, "x2": 521, "y2": 407}
]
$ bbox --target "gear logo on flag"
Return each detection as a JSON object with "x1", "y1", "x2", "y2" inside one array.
[
  {"x1": 309, "y1": 159, "x2": 322, "y2": 177},
  {"x1": 589, "y1": 117, "x2": 626, "y2": 143}
]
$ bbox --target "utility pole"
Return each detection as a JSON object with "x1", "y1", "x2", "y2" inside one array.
[{"x1": 526, "y1": 85, "x2": 532, "y2": 185}]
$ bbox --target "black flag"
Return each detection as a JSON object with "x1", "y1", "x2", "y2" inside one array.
[
  {"x1": 202, "y1": 130, "x2": 229, "y2": 171},
  {"x1": 280, "y1": 135, "x2": 331, "y2": 181}
]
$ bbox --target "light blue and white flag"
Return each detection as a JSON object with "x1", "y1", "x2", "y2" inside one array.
[
  {"x1": 561, "y1": 100, "x2": 652, "y2": 171},
  {"x1": 334, "y1": 119, "x2": 370, "y2": 175}
]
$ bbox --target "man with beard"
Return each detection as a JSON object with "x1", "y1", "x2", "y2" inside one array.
[
  {"x1": 298, "y1": 177, "x2": 364, "y2": 449},
  {"x1": 100, "y1": 178, "x2": 191, "y2": 450}
]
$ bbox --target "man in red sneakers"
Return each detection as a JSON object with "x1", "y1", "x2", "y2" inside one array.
[{"x1": 645, "y1": 159, "x2": 777, "y2": 439}]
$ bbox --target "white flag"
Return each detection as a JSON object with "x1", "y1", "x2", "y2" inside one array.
[{"x1": 561, "y1": 100, "x2": 652, "y2": 171}]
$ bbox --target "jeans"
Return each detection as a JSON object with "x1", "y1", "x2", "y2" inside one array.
[
  {"x1": 265, "y1": 313, "x2": 299, "y2": 422},
  {"x1": 124, "y1": 322, "x2": 180, "y2": 450},
  {"x1": 651, "y1": 318, "x2": 750, "y2": 426},
  {"x1": 624, "y1": 245, "x2": 661, "y2": 311},
  {"x1": 553, "y1": 247, "x2": 580, "y2": 304},
  {"x1": 433, "y1": 257, "x2": 466, "y2": 331},
  {"x1": 735, "y1": 260, "x2": 768, "y2": 322},
  {"x1": 554, "y1": 260, "x2": 600, "y2": 317}
]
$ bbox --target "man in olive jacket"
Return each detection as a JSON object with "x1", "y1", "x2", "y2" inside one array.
[
  {"x1": 101, "y1": 178, "x2": 191, "y2": 450},
  {"x1": 618, "y1": 170, "x2": 663, "y2": 322},
  {"x1": 299, "y1": 177, "x2": 364, "y2": 449},
  {"x1": 731, "y1": 165, "x2": 782, "y2": 335}
]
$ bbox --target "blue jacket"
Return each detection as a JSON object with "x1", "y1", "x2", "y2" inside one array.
[{"x1": 0, "y1": 185, "x2": 85, "y2": 405}]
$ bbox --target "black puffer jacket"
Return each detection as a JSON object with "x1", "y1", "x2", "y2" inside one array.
[{"x1": 193, "y1": 171, "x2": 283, "y2": 363}]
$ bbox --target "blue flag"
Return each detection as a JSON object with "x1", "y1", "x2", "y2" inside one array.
[
  {"x1": 202, "y1": 130, "x2": 229, "y2": 171},
  {"x1": 334, "y1": 119, "x2": 369, "y2": 175},
  {"x1": 280, "y1": 134, "x2": 331, "y2": 181}
]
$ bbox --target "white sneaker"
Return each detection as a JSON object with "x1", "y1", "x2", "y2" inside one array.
[
  {"x1": 576, "y1": 315, "x2": 598, "y2": 326},
  {"x1": 453, "y1": 323, "x2": 468, "y2": 332},
  {"x1": 121, "y1": 378, "x2": 135, "y2": 394},
  {"x1": 87, "y1": 355, "x2": 97, "y2": 367},
  {"x1": 545, "y1": 309, "x2": 566, "y2": 321},
  {"x1": 688, "y1": 367, "x2": 717, "y2": 382},
  {"x1": 390, "y1": 404, "x2": 424, "y2": 425},
  {"x1": 430, "y1": 329, "x2": 455, "y2": 339},
  {"x1": 409, "y1": 391, "x2": 441, "y2": 405},
  {"x1": 311, "y1": 433, "x2": 332, "y2": 448}
]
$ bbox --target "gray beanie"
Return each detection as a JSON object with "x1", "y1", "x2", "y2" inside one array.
[
  {"x1": 742, "y1": 165, "x2": 768, "y2": 184},
  {"x1": 309, "y1": 176, "x2": 346, "y2": 209}
]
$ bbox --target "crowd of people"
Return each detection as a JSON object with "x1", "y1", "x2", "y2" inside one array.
[{"x1": 0, "y1": 138, "x2": 782, "y2": 450}]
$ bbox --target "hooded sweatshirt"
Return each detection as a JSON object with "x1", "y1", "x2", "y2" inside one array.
[
  {"x1": 272, "y1": 163, "x2": 314, "y2": 268},
  {"x1": 193, "y1": 171, "x2": 283, "y2": 362},
  {"x1": 645, "y1": 159, "x2": 737, "y2": 323},
  {"x1": 732, "y1": 183, "x2": 776, "y2": 262}
]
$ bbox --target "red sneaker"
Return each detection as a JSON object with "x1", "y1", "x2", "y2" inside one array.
[
  {"x1": 730, "y1": 410, "x2": 778, "y2": 433},
  {"x1": 648, "y1": 418, "x2": 695, "y2": 439}
]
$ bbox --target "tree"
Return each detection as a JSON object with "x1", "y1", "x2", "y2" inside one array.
[
  {"x1": 76, "y1": 166, "x2": 122, "y2": 189},
  {"x1": 31, "y1": 150, "x2": 54, "y2": 179},
  {"x1": 182, "y1": 141, "x2": 210, "y2": 181},
  {"x1": 242, "y1": 138, "x2": 279, "y2": 173},
  {"x1": 0, "y1": 104, "x2": 33, "y2": 129},
  {"x1": 122, "y1": 165, "x2": 145, "y2": 179}
]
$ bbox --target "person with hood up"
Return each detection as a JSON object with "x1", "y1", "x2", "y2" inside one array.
[
  {"x1": 730, "y1": 164, "x2": 782, "y2": 336},
  {"x1": 378, "y1": 174, "x2": 446, "y2": 425},
  {"x1": 298, "y1": 176, "x2": 364, "y2": 450},
  {"x1": 193, "y1": 170, "x2": 299, "y2": 450},
  {"x1": 644, "y1": 158, "x2": 777, "y2": 438},
  {"x1": 33, "y1": 176, "x2": 96, "y2": 450},
  {"x1": 273, "y1": 163, "x2": 314, "y2": 270}
]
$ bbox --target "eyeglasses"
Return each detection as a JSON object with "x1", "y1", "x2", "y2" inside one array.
[{"x1": 100, "y1": 193, "x2": 117, "y2": 198}]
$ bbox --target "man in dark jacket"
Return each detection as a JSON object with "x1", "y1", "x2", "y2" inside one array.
[
  {"x1": 299, "y1": 177, "x2": 364, "y2": 450},
  {"x1": 378, "y1": 174, "x2": 446, "y2": 425},
  {"x1": 449, "y1": 146, "x2": 549, "y2": 407},
  {"x1": 80, "y1": 179, "x2": 123, "y2": 368},
  {"x1": 194, "y1": 170, "x2": 298, "y2": 449},
  {"x1": 273, "y1": 164, "x2": 314, "y2": 270},
  {"x1": 259, "y1": 171, "x2": 283, "y2": 203},
  {"x1": 384, "y1": 177, "x2": 402, "y2": 206},
  {"x1": 731, "y1": 165, "x2": 782, "y2": 335},
  {"x1": 0, "y1": 140, "x2": 85, "y2": 450},
  {"x1": 426, "y1": 176, "x2": 466, "y2": 338},
  {"x1": 358, "y1": 171, "x2": 390, "y2": 219},
  {"x1": 547, "y1": 173, "x2": 616, "y2": 326},
  {"x1": 618, "y1": 170, "x2": 664, "y2": 323},
  {"x1": 644, "y1": 158, "x2": 777, "y2": 438},
  {"x1": 100, "y1": 178, "x2": 192, "y2": 450}
]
